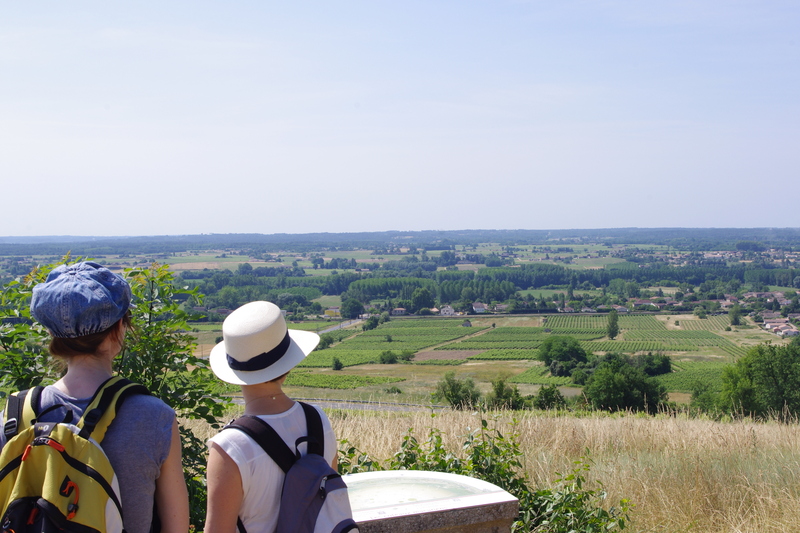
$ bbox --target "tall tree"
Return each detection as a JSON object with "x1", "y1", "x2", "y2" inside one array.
[
  {"x1": 720, "y1": 343, "x2": 800, "y2": 420},
  {"x1": 340, "y1": 298, "x2": 364, "y2": 319},
  {"x1": 410, "y1": 287, "x2": 435, "y2": 313},
  {"x1": 729, "y1": 304, "x2": 742, "y2": 326},
  {"x1": 537, "y1": 336, "x2": 588, "y2": 366},
  {"x1": 584, "y1": 354, "x2": 667, "y2": 413},
  {"x1": 606, "y1": 309, "x2": 620, "y2": 340}
]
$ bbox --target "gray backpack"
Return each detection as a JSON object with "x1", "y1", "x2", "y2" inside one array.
[{"x1": 225, "y1": 403, "x2": 358, "y2": 533}]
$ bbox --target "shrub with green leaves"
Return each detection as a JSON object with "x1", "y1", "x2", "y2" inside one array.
[
  {"x1": 379, "y1": 350, "x2": 398, "y2": 364},
  {"x1": 486, "y1": 377, "x2": 527, "y2": 410},
  {"x1": 534, "y1": 384, "x2": 567, "y2": 410},
  {"x1": 526, "y1": 460, "x2": 630, "y2": 532},
  {"x1": 432, "y1": 371, "x2": 482, "y2": 409},
  {"x1": 0, "y1": 264, "x2": 54, "y2": 394}
]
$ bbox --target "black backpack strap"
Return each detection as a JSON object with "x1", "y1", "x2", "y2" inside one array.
[
  {"x1": 224, "y1": 415, "x2": 296, "y2": 473},
  {"x1": 3, "y1": 390, "x2": 26, "y2": 440},
  {"x1": 27, "y1": 387, "x2": 43, "y2": 418},
  {"x1": 299, "y1": 402, "x2": 325, "y2": 457},
  {"x1": 3, "y1": 387, "x2": 43, "y2": 440},
  {"x1": 225, "y1": 404, "x2": 329, "y2": 533}
]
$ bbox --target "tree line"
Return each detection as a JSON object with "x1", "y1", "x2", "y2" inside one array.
[{"x1": 179, "y1": 258, "x2": 800, "y2": 318}]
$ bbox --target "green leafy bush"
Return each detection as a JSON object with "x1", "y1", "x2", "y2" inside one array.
[
  {"x1": 379, "y1": 350, "x2": 398, "y2": 364},
  {"x1": 118, "y1": 263, "x2": 231, "y2": 529},
  {"x1": 486, "y1": 377, "x2": 527, "y2": 410},
  {"x1": 0, "y1": 264, "x2": 54, "y2": 394},
  {"x1": 526, "y1": 460, "x2": 631, "y2": 532},
  {"x1": 534, "y1": 384, "x2": 567, "y2": 410},
  {"x1": 432, "y1": 371, "x2": 482, "y2": 409}
]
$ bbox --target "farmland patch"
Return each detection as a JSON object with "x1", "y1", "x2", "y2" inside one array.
[
  {"x1": 414, "y1": 350, "x2": 483, "y2": 361},
  {"x1": 286, "y1": 371, "x2": 403, "y2": 389},
  {"x1": 656, "y1": 360, "x2": 728, "y2": 392}
]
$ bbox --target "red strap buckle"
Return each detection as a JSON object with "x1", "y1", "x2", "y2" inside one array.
[
  {"x1": 27, "y1": 508, "x2": 39, "y2": 526},
  {"x1": 61, "y1": 480, "x2": 80, "y2": 520},
  {"x1": 46, "y1": 440, "x2": 65, "y2": 452}
]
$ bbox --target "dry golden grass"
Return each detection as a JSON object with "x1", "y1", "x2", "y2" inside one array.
[
  {"x1": 333, "y1": 410, "x2": 800, "y2": 533},
  {"x1": 188, "y1": 408, "x2": 800, "y2": 532}
]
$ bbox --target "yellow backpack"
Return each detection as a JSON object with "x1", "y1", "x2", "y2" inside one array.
[{"x1": 0, "y1": 376, "x2": 148, "y2": 533}]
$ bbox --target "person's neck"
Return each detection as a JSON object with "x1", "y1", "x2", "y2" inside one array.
[
  {"x1": 55, "y1": 354, "x2": 115, "y2": 398},
  {"x1": 242, "y1": 384, "x2": 294, "y2": 415}
]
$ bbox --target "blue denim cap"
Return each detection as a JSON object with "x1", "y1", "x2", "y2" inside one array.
[{"x1": 30, "y1": 261, "x2": 132, "y2": 338}]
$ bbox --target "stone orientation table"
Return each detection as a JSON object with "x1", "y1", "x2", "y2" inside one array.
[{"x1": 344, "y1": 470, "x2": 519, "y2": 533}]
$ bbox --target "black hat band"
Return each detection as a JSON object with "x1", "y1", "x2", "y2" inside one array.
[{"x1": 227, "y1": 331, "x2": 291, "y2": 372}]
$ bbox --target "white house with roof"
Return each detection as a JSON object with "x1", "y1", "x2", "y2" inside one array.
[
  {"x1": 440, "y1": 305, "x2": 456, "y2": 316},
  {"x1": 472, "y1": 302, "x2": 488, "y2": 314}
]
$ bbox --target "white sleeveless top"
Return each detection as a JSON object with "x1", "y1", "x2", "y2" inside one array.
[{"x1": 208, "y1": 402, "x2": 337, "y2": 533}]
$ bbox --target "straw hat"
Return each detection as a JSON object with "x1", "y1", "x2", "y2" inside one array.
[{"x1": 210, "y1": 301, "x2": 320, "y2": 385}]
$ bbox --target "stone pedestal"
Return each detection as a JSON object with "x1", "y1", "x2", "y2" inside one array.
[{"x1": 344, "y1": 470, "x2": 519, "y2": 533}]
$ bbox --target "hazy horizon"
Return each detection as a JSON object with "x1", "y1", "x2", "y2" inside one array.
[{"x1": 4, "y1": 226, "x2": 800, "y2": 246}]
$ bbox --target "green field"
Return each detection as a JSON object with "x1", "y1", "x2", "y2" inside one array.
[
  {"x1": 181, "y1": 312, "x2": 785, "y2": 405},
  {"x1": 286, "y1": 320, "x2": 340, "y2": 331},
  {"x1": 517, "y1": 288, "x2": 603, "y2": 299},
  {"x1": 285, "y1": 371, "x2": 404, "y2": 389},
  {"x1": 313, "y1": 295, "x2": 342, "y2": 307},
  {"x1": 509, "y1": 365, "x2": 573, "y2": 386},
  {"x1": 656, "y1": 360, "x2": 728, "y2": 392}
]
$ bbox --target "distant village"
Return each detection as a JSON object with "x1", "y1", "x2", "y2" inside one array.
[{"x1": 317, "y1": 287, "x2": 800, "y2": 340}]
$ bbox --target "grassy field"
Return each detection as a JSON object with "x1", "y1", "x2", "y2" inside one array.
[
  {"x1": 166, "y1": 253, "x2": 265, "y2": 271},
  {"x1": 517, "y1": 288, "x2": 603, "y2": 298},
  {"x1": 768, "y1": 285, "x2": 797, "y2": 293},
  {"x1": 313, "y1": 295, "x2": 342, "y2": 308}
]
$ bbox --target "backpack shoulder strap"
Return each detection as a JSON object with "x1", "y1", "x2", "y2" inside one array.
[
  {"x1": 299, "y1": 402, "x2": 325, "y2": 457},
  {"x1": 224, "y1": 415, "x2": 296, "y2": 473},
  {"x1": 78, "y1": 375, "x2": 150, "y2": 442},
  {"x1": 3, "y1": 387, "x2": 43, "y2": 439}
]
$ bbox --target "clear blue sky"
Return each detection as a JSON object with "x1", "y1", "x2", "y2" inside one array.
[{"x1": 2, "y1": 1, "x2": 798, "y2": 236}]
